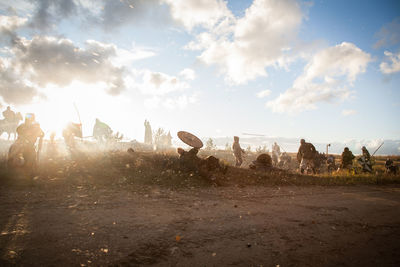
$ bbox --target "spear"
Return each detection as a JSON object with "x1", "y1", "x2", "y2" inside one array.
[
  {"x1": 73, "y1": 102, "x2": 82, "y2": 125},
  {"x1": 73, "y1": 102, "x2": 83, "y2": 140},
  {"x1": 372, "y1": 142, "x2": 384, "y2": 156}
]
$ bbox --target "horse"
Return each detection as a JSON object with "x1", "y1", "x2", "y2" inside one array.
[{"x1": 0, "y1": 112, "x2": 23, "y2": 140}]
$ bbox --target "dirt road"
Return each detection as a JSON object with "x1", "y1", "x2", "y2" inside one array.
[{"x1": 0, "y1": 176, "x2": 399, "y2": 266}]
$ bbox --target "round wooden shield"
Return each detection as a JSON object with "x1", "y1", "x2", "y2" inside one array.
[{"x1": 177, "y1": 131, "x2": 203, "y2": 148}]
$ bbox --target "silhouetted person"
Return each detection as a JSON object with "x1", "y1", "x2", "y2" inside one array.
[
  {"x1": 341, "y1": 147, "x2": 355, "y2": 170},
  {"x1": 358, "y1": 146, "x2": 372, "y2": 173},
  {"x1": 9, "y1": 113, "x2": 44, "y2": 173},
  {"x1": 144, "y1": 120, "x2": 152, "y2": 145},
  {"x1": 271, "y1": 142, "x2": 280, "y2": 166},
  {"x1": 297, "y1": 138, "x2": 316, "y2": 174},
  {"x1": 232, "y1": 136, "x2": 245, "y2": 167},
  {"x1": 385, "y1": 158, "x2": 397, "y2": 174}
]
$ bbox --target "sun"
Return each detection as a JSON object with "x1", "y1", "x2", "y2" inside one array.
[{"x1": 22, "y1": 81, "x2": 115, "y2": 139}]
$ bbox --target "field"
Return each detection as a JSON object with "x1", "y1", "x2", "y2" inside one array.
[{"x1": 0, "y1": 141, "x2": 400, "y2": 266}]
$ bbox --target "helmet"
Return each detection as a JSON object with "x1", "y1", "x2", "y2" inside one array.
[
  {"x1": 300, "y1": 139, "x2": 305, "y2": 144},
  {"x1": 344, "y1": 147, "x2": 349, "y2": 151},
  {"x1": 25, "y1": 113, "x2": 35, "y2": 122}
]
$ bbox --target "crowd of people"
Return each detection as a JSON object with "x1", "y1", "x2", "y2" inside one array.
[{"x1": 1, "y1": 106, "x2": 398, "y2": 176}]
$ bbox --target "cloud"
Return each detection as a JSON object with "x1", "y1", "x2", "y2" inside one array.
[
  {"x1": 0, "y1": 57, "x2": 41, "y2": 105},
  {"x1": 0, "y1": 15, "x2": 27, "y2": 31},
  {"x1": 179, "y1": 68, "x2": 196, "y2": 80},
  {"x1": 342, "y1": 109, "x2": 357, "y2": 116},
  {"x1": 29, "y1": 0, "x2": 77, "y2": 31},
  {"x1": 96, "y1": 0, "x2": 171, "y2": 31},
  {"x1": 112, "y1": 45, "x2": 157, "y2": 67},
  {"x1": 0, "y1": 15, "x2": 27, "y2": 46},
  {"x1": 266, "y1": 42, "x2": 371, "y2": 113},
  {"x1": 256, "y1": 89, "x2": 271, "y2": 98},
  {"x1": 185, "y1": 0, "x2": 304, "y2": 85},
  {"x1": 134, "y1": 70, "x2": 190, "y2": 96},
  {"x1": 3, "y1": 0, "x2": 171, "y2": 33},
  {"x1": 162, "y1": 0, "x2": 232, "y2": 31},
  {"x1": 380, "y1": 51, "x2": 400, "y2": 74},
  {"x1": 374, "y1": 17, "x2": 400, "y2": 49},
  {"x1": 11, "y1": 36, "x2": 128, "y2": 95},
  {"x1": 0, "y1": 34, "x2": 134, "y2": 104}
]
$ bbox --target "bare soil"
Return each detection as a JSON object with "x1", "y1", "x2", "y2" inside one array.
[{"x1": 1, "y1": 172, "x2": 399, "y2": 266}]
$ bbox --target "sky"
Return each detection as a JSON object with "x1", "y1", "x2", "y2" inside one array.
[{"x1": 0, "y1": 0, "x2": 399, "y2": 147}]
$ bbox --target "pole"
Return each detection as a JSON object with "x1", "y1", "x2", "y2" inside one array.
[
  {"x1": 326, "y1": 144, "x2": 331, "y2": 155},
  {"x1": 372, "y1": 142, "x2": 384, "y2": 156},
  {"x1": 73, "y1": 102, "x2": 82, "y2": 125},
  {"x1": 73, "y1": 102, "x2": 83, "y2": 141}
]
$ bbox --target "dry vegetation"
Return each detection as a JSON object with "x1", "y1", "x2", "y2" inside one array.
[
  {"x1": 1, "y1": 143, "x2": 400, "y2": 266},
  {"x1": 1, "y1": 147, "x2": 399, "y2": 188}
]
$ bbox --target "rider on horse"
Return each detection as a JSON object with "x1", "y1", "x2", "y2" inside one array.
[
  {"x1": 1, "y1": 106, "x2": 23, "y2": 140},
  {"x1": 3, "y1": 106, "x2": 16, "y2": 122}
]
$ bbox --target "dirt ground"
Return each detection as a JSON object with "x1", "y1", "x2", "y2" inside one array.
[{"x1": 0, "y1": 172, "x2": 399, "y2": 267}]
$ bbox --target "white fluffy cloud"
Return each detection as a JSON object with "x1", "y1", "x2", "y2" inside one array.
[
  {"x1": 185, "y1": 0, "x2": 303, "y2": 84},
  {"x1": 162, "y1": 0, "x2": 232, "y2": 31},
  {"x1": 179, "y1": 68, "x2": 196, "y2": 80},
  {"x1": 11, "y1": 36, "x2": 127, "y2": 95},
  {"x1": 129, "y1": 68, "x2": 197, "y2": 109},
  {"x1": 266, "y1": 42, "x2": 371, "y2": 113},
  {"x1": 380, "y1": 51, "x2": 400, "y2": 74},
  {"x1": 0, "y1": 15, "x2": 27, "y2": 31},
  {"x1": 256, "y1": 89, "x2": 271, "y2": 98},
  {"x1": 0, "y1": 30, "x2": 151, "y2": 104}
]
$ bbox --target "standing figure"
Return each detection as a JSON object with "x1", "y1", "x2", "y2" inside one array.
[
  {"x1": 297, "y1": 139, "x2": 317, "y2": 174},
  {"x1": 385, "y1": 158, "x2": 397, "y2": 174},
  {"x1": 326, "y1": 154, "x2": 336, "y2": 173},
  {"x1": 358, "y1": 146, "x2": 372, "y2": 173},
  {"x1": 8, "y1": 113, "x2": 44, "y2": 174},
  {"x1": 166, "y1": 131, "x2": 172, "y2": 147},
  {"x1": 232, "y1": 136, "x2": 245, "y2": 167},
  {"x1": 144, "y1": 120, "x2": 152, "y2": 145},
  {"x1": 340, "y1": 147, "x2": 355, "y2": 170},
  {"x1": 271, "y1": 142, "x2": 281, "y2": 166}
]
